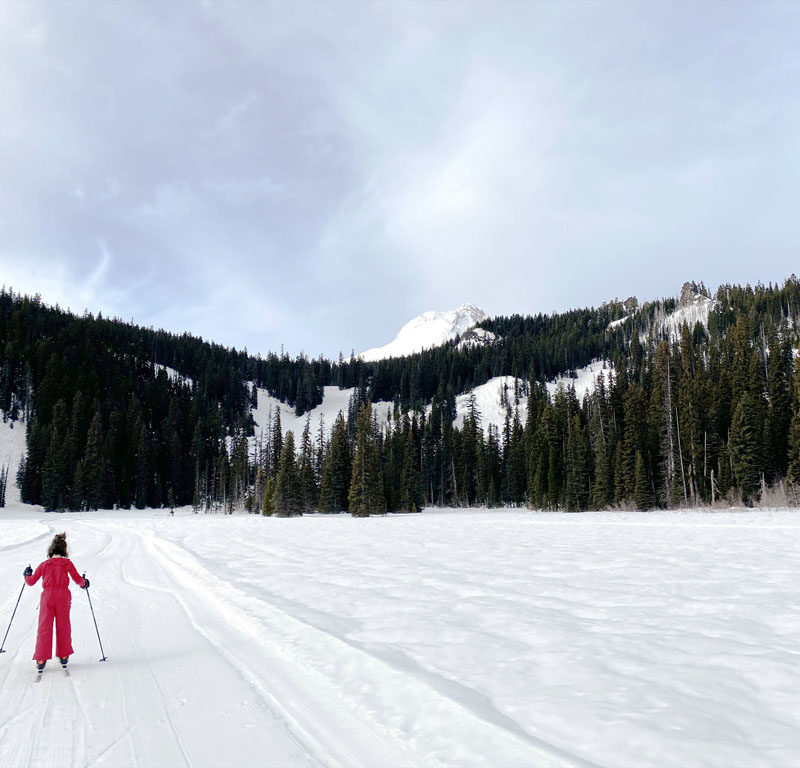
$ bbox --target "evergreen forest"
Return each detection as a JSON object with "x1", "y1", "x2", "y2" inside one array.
[{"x1": 2, "y1": 278, "x2": 800, "y2": 515}]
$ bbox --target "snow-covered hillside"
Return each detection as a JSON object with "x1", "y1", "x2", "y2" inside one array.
[
  {"x1": 153, "y1": 363, "x2": 192, "y2": 386},
  {"x1": 452, "y1": 376, "x2": 529, "y2": 433},
  {"x1": 360, "y1": 303, "x2": 488, "y2": 361},
  {"x1": 607, "y1": 282, "x2": 716, "y2": 341},
  {"x1": 448, "y1": 362, "x2": 614, "y2": 435},
  {"x1": 0, "y1": 416, "x2": 27, "y2": 505},
  {"x1": 660, "y1": 286, "x2": 715, "y2": 341},
  {"x1": 456, "y1": 327, "x2": 498, "y2": 351},
  {"x1": 249, "y1": 385, "x2": 396, "y2": 445},
  {"x1": 2, "y1": 505, "x2": 799, "y2": 768},
  {"x1": 546, "y1": 360, "x2": 614, "y2": 402}
]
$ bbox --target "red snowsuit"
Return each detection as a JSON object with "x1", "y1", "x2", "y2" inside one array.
[{"x1": 24, "y1": 556, "x2": 87, "y2": 661}]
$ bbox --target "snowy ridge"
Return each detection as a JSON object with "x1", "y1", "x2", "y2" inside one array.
[
  {"x1": 659, "y1": 292, "x2": 715, "y2": 341},
  {"x1": 360, "y1": 303, "x2": 488, "y2": 361},
  {"x1": 606, "y1": 283, "x2": 715, "y2": 340}
]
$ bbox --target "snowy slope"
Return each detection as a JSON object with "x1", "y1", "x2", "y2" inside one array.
[
  {"x1": 2, "y1": 505, "x2": 800, "y2": 768},
  {"x1": 249, "y1": 385, "x2": 396, "y2": 445},
  {"x1": 153, "y1": 363, "x2": 192, "y2": 386},
  {"x1": 452, "y1": 376, "x2": 528, "y2": 433},
  {"x1": 660, "y1": 292, "x2": 715, "y2": 341},
  {"x1": 456, "y1": 327, "x2": 498, "y2": 351},
  {"x1": 546, "y1": 360, "x2": 614, "y2": 402},
  {"x1": 0, "y1": 417, "x2": 27, "y2": 505},
  {"x1": 360, "y1": 303, "x2": 488, "y2": 361},
  {"x1": 606, "y1": 315, "x2": 629, "y2": 331},
  {"x1": 449, "y1": 362, "x2": 614, "y2": 435}
]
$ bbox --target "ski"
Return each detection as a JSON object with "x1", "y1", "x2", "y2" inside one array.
[
  {"x1": 34, "y1": 671, "x2": 43, "y2": 683},
  {"x1": 62, "y1": 667, "x2": 70, "y2": 677}
]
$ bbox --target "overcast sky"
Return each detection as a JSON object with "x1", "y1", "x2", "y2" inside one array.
[{"x1": 1, "y1": 1, "x2": 799, "y2": 359}]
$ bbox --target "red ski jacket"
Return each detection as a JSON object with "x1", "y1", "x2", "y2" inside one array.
[{"x1": 25, "y1": 557, "x2": 86, "y2": 590}]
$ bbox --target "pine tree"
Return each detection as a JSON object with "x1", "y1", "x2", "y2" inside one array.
[
  {"x1": 319, "y1": 412, "x2": 351, "y2": 512},
  {"x1": 565, "y1": 413, "x2": 590, "y2": 511},
  {"x1": 298, "y1": 416, "x2": 318, "y2": 513},
  {"x1": 42, "y1": 400, "x2": 69, "y2": 511},
  {"x1": 77, "y1": 411, "x2": 107, "y2": 510},
  {"x1": 399, "y1": 417, "x2": 422, "y2": 512},
  {"x1": 134, "y1": 424, "x2": 151, "y2": 510},
  {"x1": 764, "y1": 331, "x2": 792, "y2": 481},
  {"x1": 261, "y1": 475, "x2": 275, "y2": 516},
  {"x1": 729, "y1": 393, "x2": 762, "y2": 502},
  {"x1": 787, "y1": 355, "x2": 800, "y2": 490},
  {"x1": 270, "y1": 408, "x2": 283, "y2": 478},
  {"x1": 348, "y1": 403, "x2": 385, "y2": 517},
  {"x1": 634, "y1": 451, "x2": 653, "y2": 510},
  {"x1": 274, "y1": 431, "x2": 301, "y2": 517}
]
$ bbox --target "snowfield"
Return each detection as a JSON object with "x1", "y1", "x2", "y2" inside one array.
[{"x1": 2, "y1": 506, "x2": 800, "y2": 768}]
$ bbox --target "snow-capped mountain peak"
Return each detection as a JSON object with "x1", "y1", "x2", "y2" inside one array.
[{"x1": 360, "y1": 303, "x2": 489, "y2": 361}]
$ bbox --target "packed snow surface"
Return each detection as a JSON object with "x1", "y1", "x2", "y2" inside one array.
[
  {"x1": 2, "y1": 505, "x2": 799, "y2": 768},
  {"x1": 360, "y1": 303, "x2": 488, "y2": 361}
]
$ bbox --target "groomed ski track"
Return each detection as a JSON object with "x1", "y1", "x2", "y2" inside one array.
[{"x1": 0, "y1": 513, "x2": 577, "y2": 768}]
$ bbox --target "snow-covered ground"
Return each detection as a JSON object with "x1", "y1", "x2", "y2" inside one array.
[{"x1": 2, "y1": 505, "x2": 799, "y2": 768}]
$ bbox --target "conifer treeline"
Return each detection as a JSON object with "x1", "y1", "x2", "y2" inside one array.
[{"x1": 2, "y1": 279, "x2": 800, "y2": 513}]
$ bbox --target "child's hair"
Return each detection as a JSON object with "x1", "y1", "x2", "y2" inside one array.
[{"x1": 47, "y1": 532, "x2": 68, "y2": 558}]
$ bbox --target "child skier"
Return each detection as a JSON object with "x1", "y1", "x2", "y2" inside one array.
[{"x1": 24, "y1": 533, "x2": 89, "y2": 672}]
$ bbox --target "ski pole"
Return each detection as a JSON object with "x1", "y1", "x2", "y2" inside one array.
[
  {"x1": 0, "y1": 577, "x2": 27, "y2": 654},
  {"x1": 83, "y1": 574, "x2": 108, "y2": 662}
]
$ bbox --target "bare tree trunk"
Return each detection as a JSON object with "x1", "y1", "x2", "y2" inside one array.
[{"x1": 675, "y1": 405, "x2": 687, "y2": 500}]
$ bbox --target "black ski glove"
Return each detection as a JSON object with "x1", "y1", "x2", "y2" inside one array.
[
  {"x1": 24, "y1": 565, "x2": 32, "y2": 578},
  {"x1": 82, "y1": 577, "x2": 90, "y2": 590}
]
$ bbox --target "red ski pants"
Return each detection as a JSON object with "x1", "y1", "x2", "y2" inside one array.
[{"x1": 33, "y1": 588, "x2": 74, "y2": 661}]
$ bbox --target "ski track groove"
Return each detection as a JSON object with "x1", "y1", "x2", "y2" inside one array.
[
  {"x1": 112, "y1": 528, "x2": 328, "y2": 768},
  {"x1": 123, "y1": 539, "x2": 192, "y2": 768},
  {"x1": 115, "y1": 527, "x2": 191, "y2": 768},
  {"x1": 138, "y1": 524, "x2": 579, "y2": 768},
  {"x1": 138, "y1": 529, "x2": 421, "y2": 768},
  {"x1": 5, "y1": 515, "x2": 585, "y2": 768}
]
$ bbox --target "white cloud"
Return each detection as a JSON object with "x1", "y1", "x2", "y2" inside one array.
[{"x1": 2, "y1": 1, "x2": 800, "y2": 356}]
